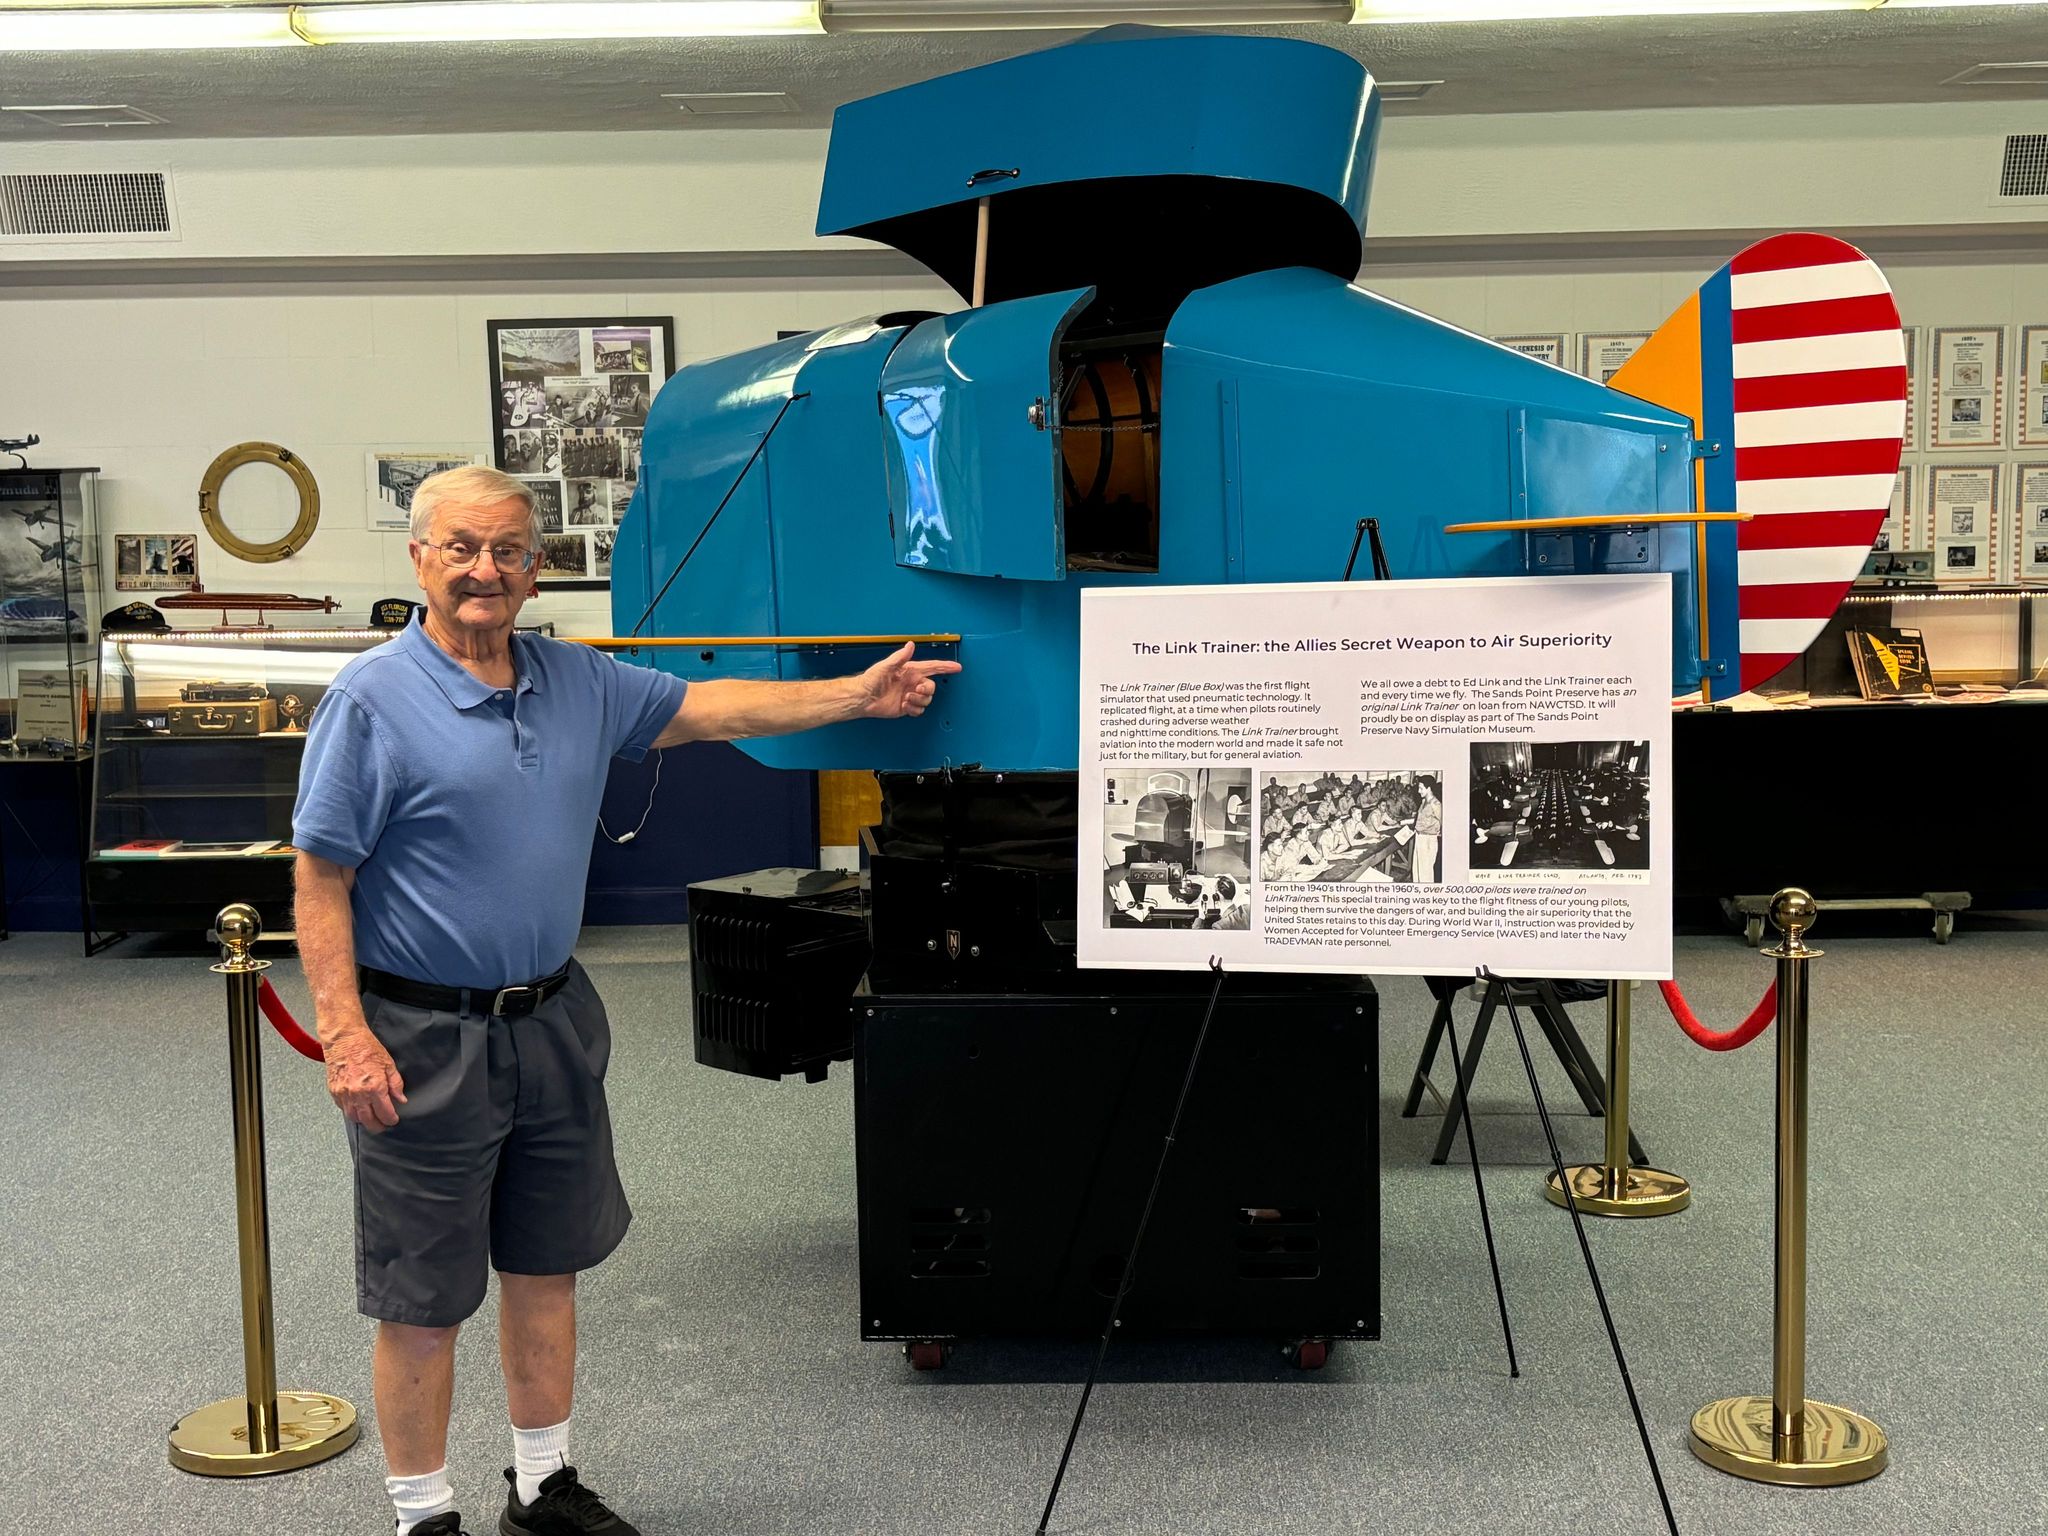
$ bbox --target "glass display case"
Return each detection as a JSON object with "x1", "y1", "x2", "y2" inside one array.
[
  {"x1": 1757, "y1": 585, "x2": 2046, "y2": 700},
  {"x1": 88, "y1": 627, "x2": 396, "y2": 933},
  {"x1": 1, "y1": 467, "x2": 101, "y2": 756}
]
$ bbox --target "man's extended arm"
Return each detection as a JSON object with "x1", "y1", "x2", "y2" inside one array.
[
  {"x1": 295, "y1": 850, "x2": 406, "y2": 1132},
  {"x1": 654, "y1": 640, "x2": 960, "y2": 748}
]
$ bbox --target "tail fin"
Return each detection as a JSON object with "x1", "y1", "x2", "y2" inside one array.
[{"x1": 1608, "y1": 233, "x2": 1906, "y2": 695}]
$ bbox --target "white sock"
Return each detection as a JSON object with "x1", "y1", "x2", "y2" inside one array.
[
  {"x1": 512, "y1": 1417, "x2": 571, "y2": 1506},
  {"x1": 388, "y1": 1466, "x2": 456, "y2": 1534}
]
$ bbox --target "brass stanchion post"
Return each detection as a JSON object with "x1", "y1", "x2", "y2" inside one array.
[
  {"x1": 1688, "y1": 888, "x2": 1887, "y2": 1487},
  {"x1": 169, "y1": 904, "x2": 358, "y2": 1476},
  {"x1": 1545, "y1": 980, "x2": 1691, "y2": 1217}
]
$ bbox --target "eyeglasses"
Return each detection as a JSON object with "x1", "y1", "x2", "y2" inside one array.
[{"x1": 421, "y1": 540, "x2": 537, "y2": 574}]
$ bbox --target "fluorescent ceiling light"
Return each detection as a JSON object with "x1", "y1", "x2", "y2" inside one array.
[
  {"x1": 1350, "y1": 0, "x2": 2045, "y2": 15},
  {"x1": 827, "y1": 0, "x2": 1346, "y2": 28},
  {"x1": 5, "y1": 5, "x2": 302, "y2": 47},
  {"x1": 289, "y1": 0, "x2": 821, "y2": 41}
]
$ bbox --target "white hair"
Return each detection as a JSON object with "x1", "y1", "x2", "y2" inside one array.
[{"x1": 410, "y1": 465, "x2": 541, "y2": 546}]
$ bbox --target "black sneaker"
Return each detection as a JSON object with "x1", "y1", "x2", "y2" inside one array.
[
  {"x1": 500, "y1": 1466, "x2": 641, "y2": 1536},
  {"x1": 407, "y1": 1517, "x2": 465, "y2": 1536}
]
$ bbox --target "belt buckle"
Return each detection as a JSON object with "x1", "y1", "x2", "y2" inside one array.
[{"x1": 491, "y1": 984, "x2": 538, "y2": 1017}]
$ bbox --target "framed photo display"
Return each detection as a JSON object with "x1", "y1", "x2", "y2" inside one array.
[
  {"x1": 487, "y1": 316, "x2": 675, "y2": 589},
  {"x1": 2017, "y1": 323, "x2": 2048, "y2": 450},
  {"x1": 1928, "y1": 325, "x2": 2005, "y2": 450}
]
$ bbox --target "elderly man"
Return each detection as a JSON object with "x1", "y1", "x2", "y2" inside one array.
[{"x1": 293, "y1": 466, "x2": 956, "y2": 1536}]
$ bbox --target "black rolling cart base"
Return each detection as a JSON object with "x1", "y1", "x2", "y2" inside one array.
[{"x1": 853, "y1": 977, "x2": 1378, "y2": 1368}]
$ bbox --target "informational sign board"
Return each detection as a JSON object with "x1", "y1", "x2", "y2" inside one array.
[{"x1": 1078, "y1": 575, "x2": 1674, "y2": 980}]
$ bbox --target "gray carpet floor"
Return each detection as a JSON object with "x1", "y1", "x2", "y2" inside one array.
[{"x1": 3, "y1": 915, "x2": 2045, "y2": 1535}]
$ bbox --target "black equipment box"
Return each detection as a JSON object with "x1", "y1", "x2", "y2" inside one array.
[
  {"x1": 855, "y1": 979, "x2": 1379, "y2": 1346},
  {"x1": 180, "y1": 680, "x2": 270, "y2": 703},
  {"x1": 867, "y1": 769, "x2": 1081, "y2": 992},
  {"x1": 686, "y1": 868, "x2": 869, "y2": 1082}
]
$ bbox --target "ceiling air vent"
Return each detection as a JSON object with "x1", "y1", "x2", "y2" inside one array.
[
  {"x1": 1997, "y1": 133, "x2": 2048, "y2": 201},
  {"x1": 0, "y1": 170, "x2": 176, "y2": 241}
]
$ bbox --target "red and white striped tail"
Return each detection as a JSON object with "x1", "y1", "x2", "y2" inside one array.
[{"x1": 1727, "y1": 233, "x2": 1906, "y2": 691}]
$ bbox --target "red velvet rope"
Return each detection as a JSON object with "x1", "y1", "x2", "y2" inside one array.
[
  {"x1": 257, "y1": 976, "x2": 326, "y2": 1062},
  {"x1": 1657, "y1": 977, "x2": 1777, "y2": 1052}
]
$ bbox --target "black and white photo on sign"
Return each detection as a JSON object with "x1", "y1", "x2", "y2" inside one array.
[
  {"x1": 501, "y1": 430, "x2": 547, "y2": 475},
  {"x1": 1470, "y1": 741, "x2": 1650, "y2": 874},
  {"x1": 501, "y1": 380, "x2": 548, "y2": 429},
  {"x1": 1949, "y1": 505, "x2": 1975, "y2": 535},
  {"x1": 566, "y1": 479, "x2": 609, "y2": 526},
  {"x1": 2033, "y1": 542, "x2": 2048, "y2": 566},
  {"x1": 592, "y1": 328, "x2": 652, "y2": 374},
  {"x1": 620, "y1": 429, "x2": 643, "y2": 482},
  {"x1": 1946, "y1": 544, "x2": 1979, "y2": 569},
  {"x1": 545, "y1": 375, "x2": 613, "y2": 430},
  {"x1": 1258, "y1": 770, "x2": 1443, "y2": 886},
  {"x1": 1872, "y1": 530, "x2": 1890, "y2": 552},
  {"x1": 592, "y1": 527, "x2": 616, "y2": 580},
  {"x1": 561, "y1": 428, "x2": 623, "y2": 481},
  {"x1": 1101, "y1": 768, "x2": 1251, "y2": 930},
  {"x1": 112, "y1": 532, "x2": 197, "y2": 593},
  {"x1": 541, "y1": 430, "x2": 563, "y2": 475},
  {"x1": 2035, "y1": 504, "x2": 2048, "y2": 532},
  {"x1": 520, "y1": 478, "x2": 564, "y2": 533},
  {"x1": 607, "y1": 372, "x2": 652, "y2": 427},
  {"x1": 368, "y1": 451, "x2": 483, "y2": 531},
  {"x1": 541, "y1": 532, "x2": 589, "y2": 578},
  {"x1": 1953, "y1": 362, "x2": 1983, "y2": 388},
  {"x1": 497, "y1": 327, "x2": 580, "y2": 381},
  {"x1": 1951, "y1": 397, "x2": 1982, "y2": 424}
]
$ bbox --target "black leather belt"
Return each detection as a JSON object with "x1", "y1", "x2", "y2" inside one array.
[{"x1": 359, "y1": 962, "x2": 573, "y2": 1020}]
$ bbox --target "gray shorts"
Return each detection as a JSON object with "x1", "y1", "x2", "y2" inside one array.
[{"x1": 349, "y1": 959, "x2": 631, "y2": 1327}]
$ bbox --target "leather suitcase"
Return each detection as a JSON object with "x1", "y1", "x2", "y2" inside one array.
[{"x1": 167, "y1": 700, "x2": 279, "y2": 736}]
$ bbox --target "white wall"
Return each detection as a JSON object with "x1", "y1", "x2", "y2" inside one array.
[
  {"x1": 0, "y1": 274, "x2": 953, "y2": 672},
  {"x1": 3, "y1": 92, "x2": 2044, "y2": 694},
  {"x1": 2, "y1": 100, "x2": 2041, "y2": 269}
]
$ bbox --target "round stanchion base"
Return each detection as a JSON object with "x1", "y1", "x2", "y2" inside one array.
[
  {"x1": 1689, "y1": 1395, "x2": 1887, "y2": 1487},
  {"x1": 1544, "y1": 1163, "x2": 1692, "y2": 1218},
  {"x1": 169, "y1": 1391, "x2": 358, "y2": 1476}
]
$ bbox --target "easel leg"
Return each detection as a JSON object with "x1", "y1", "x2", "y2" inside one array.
[
  {"x1": 1401, "y1": 991, "x2": 1454, "y2": 1118},
  {"x1": 1431, "y1": 984, "x2": 1497, "y2": 1166},
  {"x1": 1531, "y1": 983, "x2": 1608, "y2": 1118},
  {"x1": 1499, "y1": 988, "x2": 1679, "y2": 1535}
]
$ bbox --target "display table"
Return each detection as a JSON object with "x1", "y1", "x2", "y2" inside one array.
[{"x1": 1673, "y1": 699, "x2": 2048, "y2": 914}]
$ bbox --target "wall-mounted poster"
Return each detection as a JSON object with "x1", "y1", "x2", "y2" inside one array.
[
  {"x1": 2017, "y1": 462, "x2": 2048, "y2": 581},
  {"x1": 1901, "y1": 328, "x2": 1919, "y2": 453},
  {"x1": 1927, "y1": 462, "x2": 1999, "y2": 581},
  {"x1": 487, "y1": 316, "x2": 675, "y2": 590},
  {"x1": 366, "y1": 449, "x2": 486, "y2": 532},
  {"x1": 114, "y1": 533, "x2": 198, "y2": 592},
  {"x1": 1494, "y1": 333, "x2": 1569, "y2": 369},
  {"x1": 1929, "y1": 326, "x2": 2006, "y2": 450},
  {"x1": 1876, "y1": 467, "x2": 1913, "y2": 553},
  {"x1": 1077, "y1": 574, "x2": 1675, "y2": 979},
  {"x1": 1580, "y1": 332, "x2": 1652, "y2": 385},
  {"x1": 2017, "y1": 324, "x2": 2048, "y2": 450}
]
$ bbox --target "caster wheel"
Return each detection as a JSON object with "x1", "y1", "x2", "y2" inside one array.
[
  {"x1": 1933, "y1": 913, "x2": 1954, "y2": 944},
  {"x1": 1743, "y1": 916, "x2": 1764, "y2": 949},
  {"x1": 1286, "y1": 1338, "x2": 1330, "y2": 1371},
  {"x1": 906, "y1": 1341, "x2": 950, "y2": 1372}
]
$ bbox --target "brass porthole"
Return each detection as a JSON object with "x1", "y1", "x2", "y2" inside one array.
[{"x1": 198, "y1": 441, "x2": 321, "y2": 563}]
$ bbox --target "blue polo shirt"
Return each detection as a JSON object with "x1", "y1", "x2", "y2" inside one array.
[{"x1": 292, "y1": 615, "x2": 686, "y2": 989}]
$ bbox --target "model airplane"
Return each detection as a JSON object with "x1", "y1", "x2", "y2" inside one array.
[{"x1": 613, "y1": 26, "x2": 1906, "y2": 773}]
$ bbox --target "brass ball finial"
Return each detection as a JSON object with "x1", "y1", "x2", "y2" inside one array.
[
  {"x1": 1768, "y1": 887, "x2": 1817, "y2": 941},
  {"x1": 216, "y1": 903, "x2": 262, "y2": 952}
]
